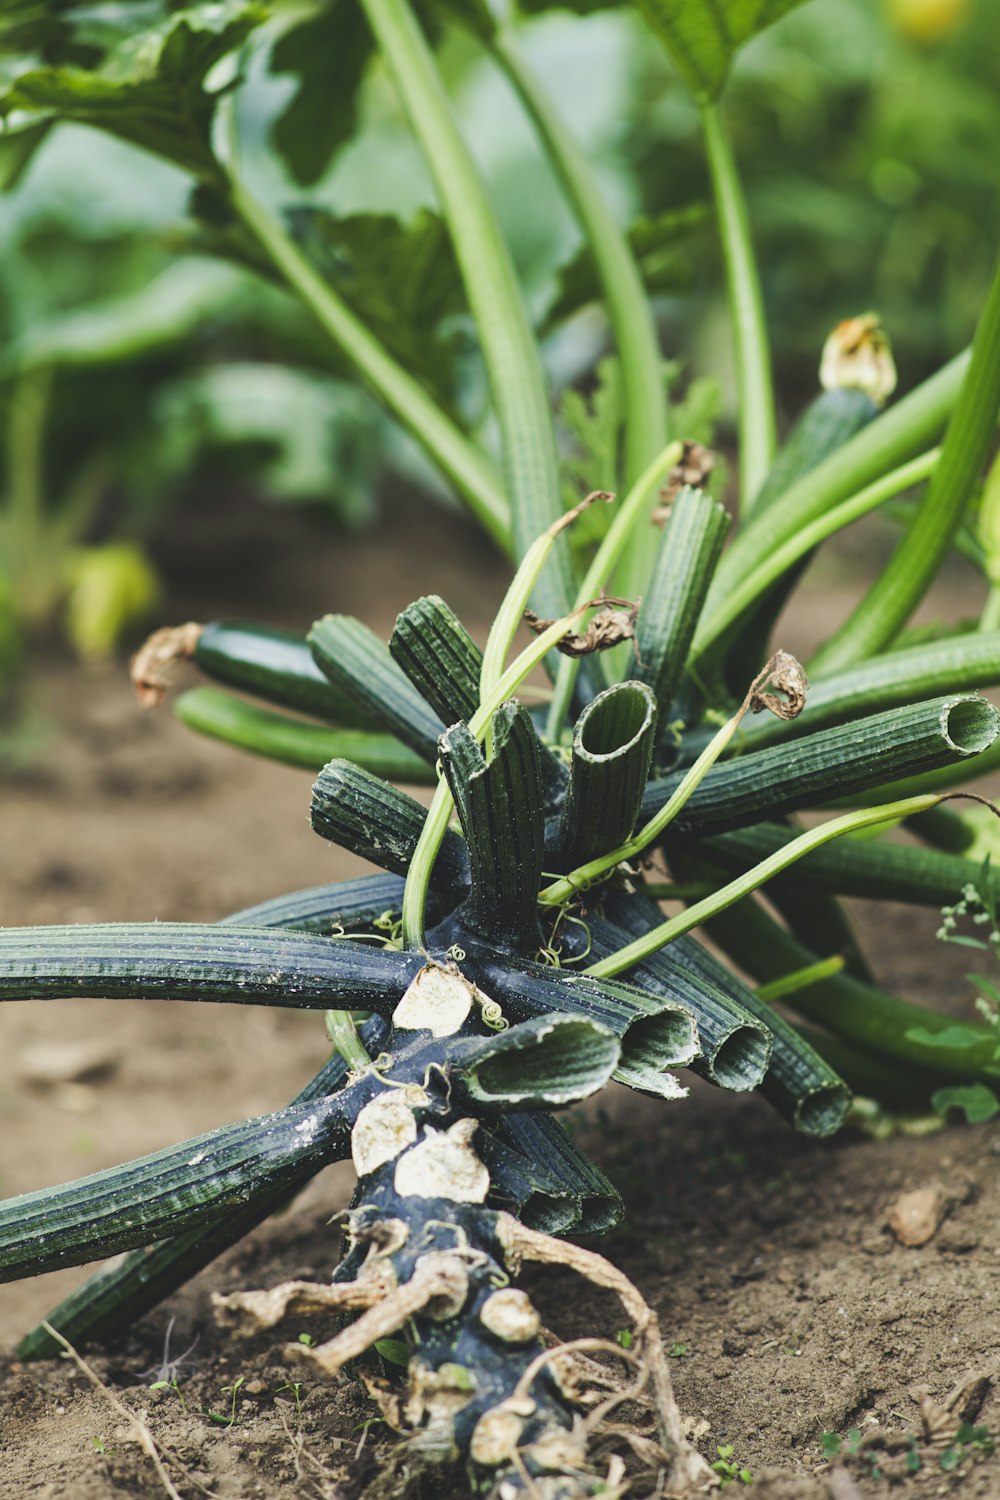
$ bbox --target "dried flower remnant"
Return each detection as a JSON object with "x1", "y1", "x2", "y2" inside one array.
[
  {"x1": 652, "y1": 440, "x2": 717, "y2": 525},
  {"x1": 749, "y1": 650, "x2": 809, "y2": 721},
  {"x1": 820, "y1": 314, "x2": 898, "y2": 407}
]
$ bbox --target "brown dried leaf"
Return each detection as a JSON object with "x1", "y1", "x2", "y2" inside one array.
[
  {"x1": 524, "y1": 596, "x2": 641, "y2": 659},
  {"x1": 651, "y1": 441, "x2": 717, "y2": 526},
  {"x1": 750, "y1": 650, "x2": 809, "y2": 721},
  {"x1": 131, "y1": 622, "x2": 203, "y2": 708}
]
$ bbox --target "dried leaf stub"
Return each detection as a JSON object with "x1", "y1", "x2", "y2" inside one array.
[
  {"x1": 750, "y1": 650, "x2": 809, "y2": 721},
  {"x1": 652, "y1": 441, "x2": 717, "y2": 525},
  {"x1": 524, "y1": 595, "x2": 640, "y2": 659},
  {"x1": 131, "y1": 622, "x2": 202, "y2": 708}
]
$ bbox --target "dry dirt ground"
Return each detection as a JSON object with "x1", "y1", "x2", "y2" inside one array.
[{"x1": 0, "y1": 497, "x2": 998, "y2": 1499}]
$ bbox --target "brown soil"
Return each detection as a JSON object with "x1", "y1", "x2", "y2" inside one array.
[{"x1": 1, "y1": 497, "x2": 998, "y2": 1499}]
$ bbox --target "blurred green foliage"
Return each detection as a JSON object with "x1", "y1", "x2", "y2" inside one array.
[
  {"x1": 627, "y1": 0, "x2": 1000, "y2": 396},
  {"x1": 0, "y1": 0, "x2": 995, "y2": 692}
]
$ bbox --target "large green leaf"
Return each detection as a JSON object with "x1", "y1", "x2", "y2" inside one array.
[
  {"x1": 0, "y1": 2, "x2": 264, "y2": 181},
  {"x1": 286, "y1": 206, "x2": 465, "y2": 405},
  {"x1": 518, "y1": 0, "x2": 811, "y2": 100},
  {"x1": 635, "y1": 0, "x2": 813, "y2": 100},
  {"x1": 270, "y1": 0, "x2": 376, "y2": 187},
  {"x1": 546, "y1": 204, "x2": 706, "y2": 331}
]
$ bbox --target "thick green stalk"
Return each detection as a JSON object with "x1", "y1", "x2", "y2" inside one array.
[
  {"x1": 693, "y1": 350, "x2": 971, "y2": 665},
  {"x1": 585, "y1": 793, "x2": 943, "y2": 978},
  {"x1": 491, "y1": 29, "x2": 667, "y2": 595},
  {"x1": 700, "y1": 101, "x2": 774, "y2": 510},
  {"x1": 225, "y1": 172, "x2": 509, "y2": 550},
  {"x1": 703, "y1": 892, "x2": 1000, "y2": 1079},
  {"x1": 811, "y1": 252, "x2": 1000, "y2": 672},
  {"x1": 639, "y1": 694, "x2": 998, "y2": 837},
  {"x1": 361, "y1": 0, "x2": 571, "y2": 617},
  {"x1": 730, "y1": 624, "x2": 1000, "y2": 754},
  {"x1": 401, "y1": 601, "x2": 599, "y2": 945},
  {"x1": 630, "y1": 485, "x2": 730, "y2": 715},
  {"x1": 540, "y1": 653, "x2": 803, "y2": 907}
]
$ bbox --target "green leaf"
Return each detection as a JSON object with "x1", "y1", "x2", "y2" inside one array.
[
  {"x1": 374, "y1": 1338, "x2": 410, "y2": 1366},
  {"x1": 547, "y1": 206, "x2": 705, "y2": 331},
  {"x1": 285, "y1": 207, "x2": 464, "y2": 407},
  {"x1": 0, "y1": 3, "x2": 264, "y2": 182},
  {"x1": 636, "y1": 0, "x2": 812, "y2": 101},
  {"x1": 270, "y1": 1, "x2": 375, "y2": 187},
  {"x1": 931, "y1": 1084, "x2": 1000, "y2": 1124}
]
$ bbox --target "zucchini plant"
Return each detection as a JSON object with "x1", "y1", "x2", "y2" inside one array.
[{"x1": 3, "y1": 0, "x2": 1000, "y2": 1494}]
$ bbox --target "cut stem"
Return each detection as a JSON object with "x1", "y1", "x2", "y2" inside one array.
[{"x1": 540, "y1": 652, "x2": 803, "y2": 907}]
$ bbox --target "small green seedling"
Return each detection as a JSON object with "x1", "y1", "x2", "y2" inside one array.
[
  {"x1": 90, "y1": 1436, "x2": 115, "y2": 1456},
  {"x1": 669, "y1": 1342, "x2": 690, "y2": 1358},
  {"x1": 276, "y1": 1381, "x2": 304, "y2": 1424},
  {"x1": 204, "y1": 1374, "x2": 245, "y2": 1428},
  {"x1": 711, "y1": 1444, "x2": 752, "y2": 1485},
  {"x1": 296, "y1": 1332, "x2": 316, "y2": 1348},
  {"x1": 148, "y1": 1377, "x2": 187, "y2": 1410},
  {"x1": 615, "y1": 1329, "x2": 634, "y2": 1350}
]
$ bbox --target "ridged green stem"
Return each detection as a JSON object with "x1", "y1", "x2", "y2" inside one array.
[
  {"x1": 441, "y1": 704, "x2": 544, "y2": 949},
  {"x1": 701, "y1": 892, "x2": 1000, "y2": 1079},
  {"x1": 401, "y1": 600, "x2": 598, "y2": 945},
  {"x1": 309, "y1": 614, "x2": 444, "y2": 761},
  {"x1": 0, "y1": 923, "x2": 417, "y2": 1011},
  {"x1": 225, "y1": 171, "x2": 509, "y2": 549},
  {"x1": 700, "y1": 100, "x2": 774, "y2": 510},
  {"x1": 559, "y1": 683, "x2": 657, "y2": 867},
  {"x1": 360, "y1": 0, "x2": 571, "y2": 616},
  {"x1": 811, "y1": 252, "x2": 1000, "y2": 671},
  {"x1": 630, "y1": 486, "x2": 730, "y2": 715},
  {"x1": 701, "y1": 447, "x2": 940, "y2": 665},
  {"x1": 729, "y1": 626, "x2": 1000, "y2": 754},
  {"x1": 604, "y1": 889, "x2": 851, "y2": 1136},
  {"x1": 639, "y1": 695, "x2": 998, "y2": 837}
]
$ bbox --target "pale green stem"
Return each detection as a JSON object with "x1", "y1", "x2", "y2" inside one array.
[
  {"x1": 324, "y1": 1010, "x2": 372, "y2": 1072},
  {"x1": 544, "y1": 440, "x2": 683, "y2": 741},
  {"x1": 980, "y1": 587, "x2": 1000, "y2": 632},
  {"x1": 693, "y1": 447, "x2": 940, "y2": 663},
  {"x1": 402, "y1": 604, "x2": 599, "y2": 946},
  {"x1": 585, "y1": 793, "x2": 943, "y2": 978},
  {"x1": 540, "y1": 648, "x2": 779, "y2": 906},
  {"x1": 700, "y1": 100, "x2": 774, "y2": 511},
  {"x1": 361, "y1": 0, "x2": 572, "y2": 620},
  {"x1": 224, "y1": 171, "x2": 510, "y2": 552},
  {"x1": 479, "y1": 493, "x2": 601, "y2": 706},
  {"x1": 754, "y1": 955, "x2": 846, "y2": 1004},
  {"x1": 491, "y1": 28, "x2": 667, "y2": 598}
]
